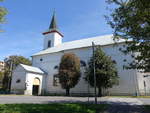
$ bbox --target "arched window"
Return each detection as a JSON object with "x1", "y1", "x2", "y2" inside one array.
[
  {"x1": 80, "y1": 60, "x2": 86, "y2": 67},
  {"x1": 112, "y1": 60, "x2": 117, "y2": 64},
  {"x1": 54, "y1": 65, "x2": 59, "y2": 69},
  {"x1": 48, "y1": 40, "x2": 51, "y2": 48}
]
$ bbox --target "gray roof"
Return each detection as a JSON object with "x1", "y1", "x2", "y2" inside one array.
[
  {"x1": 20, "y1": 64, "x2": 44, "y2": 74},
  {"x1": 33, "y1": 34, "x2": 128, "y2": 56}
]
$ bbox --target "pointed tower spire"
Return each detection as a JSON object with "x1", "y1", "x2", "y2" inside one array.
[
  {"x1": 49, "y1": 12, "x2": 58, "y2": 30},
  {"x1": 43, "y1": 12, "x2": 63, "y2": 37}
]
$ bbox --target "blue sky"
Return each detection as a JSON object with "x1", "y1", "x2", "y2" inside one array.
[{"x1": 0, "y1": 0, "x2": 114, "y2": 61}]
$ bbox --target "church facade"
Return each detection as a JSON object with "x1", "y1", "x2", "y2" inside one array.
[{"x1": 11, "y1": 13, "x2": 150, "y2": 96}]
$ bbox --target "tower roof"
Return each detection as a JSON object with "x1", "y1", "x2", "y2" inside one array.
[
  {"x1": 49, "y1": 12, "x2": 58, "y2": 30},
  {"x1": 43, "y1": 12, "x2": 63, "y2": 37}
]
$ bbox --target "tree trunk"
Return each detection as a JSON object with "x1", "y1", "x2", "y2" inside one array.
[
  {"x1": 66, "y1": 88, "x2": 70, "y2": 96},
  {"x1": 98, "y1": 87, "x2": 102, "y2": 97}
]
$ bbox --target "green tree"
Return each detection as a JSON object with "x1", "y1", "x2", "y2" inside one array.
[
  {"x1": 106, "y1": 0, "x2": 150, "y2": 72},
  {"x1": 0, "y1": 71, "x2": 4, "y2": 88},
  {"x1": 0, "y1": 0, "x2": 7, "y2": 31},
  {"x1": 58, "y1": 53, "x2": 81, "y2": 96},
  {"x1": 3, "y1": 55, "x2": 31, "y2": 90},
  {"x1": 85, "y1": 47, "x2": 118, "y2": 97}
]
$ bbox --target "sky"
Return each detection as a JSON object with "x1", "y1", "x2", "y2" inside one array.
[{"x1": 0, "y1": 0, "x2": 115, "y2": 61}]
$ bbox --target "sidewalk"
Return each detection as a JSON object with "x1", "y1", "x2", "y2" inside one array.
[{"x1": 0, "y1": 95, "x2": 148, "y2": 105}]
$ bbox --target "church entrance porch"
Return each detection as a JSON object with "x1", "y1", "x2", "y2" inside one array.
[{"x1": 32, "y1": 78, "x2": 40, "y2": 95}]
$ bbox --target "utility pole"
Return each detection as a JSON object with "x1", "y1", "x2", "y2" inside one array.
[
  {"x1": 88, "y1": 71, "x2": 90, "y2": 103},
  {"x1": 8, "y1": 59, "x2": 13, "y2": 92},
  {"x1": 144, "y1": 81, "x2": 146, "y2": 96},
  {"x1": 92, "y1": 42, "x2": 97, "y2": 104}
]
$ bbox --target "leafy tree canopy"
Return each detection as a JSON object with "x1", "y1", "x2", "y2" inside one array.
[
  {"x1": 0, "y1": 71, "x2": 4, "y2": 86},
  {"x1": 0, "y1": 72, "x2": 3, "y2": 80},
  {"x1": 106, "y1": 0, "x2": 150, "y2": 72},
  {"x1": 0, "y1": 0, "x2": 7, "y2": 31},
  {"x1": 58, "y1": 53, "x2": 81, "y2": 96},
  {"x1": 4, "y1": 55, "x2": 31, "y2": 70},
  {"x1": 85, "y1": 46, "x2": 118, "y2": 96},
  {"x1": 3, "y1": 55, "x2": 31, "y2": 90}
]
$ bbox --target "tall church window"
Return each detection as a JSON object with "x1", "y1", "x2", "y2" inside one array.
[{"x1": 48, "y1": 40, "x2": 51, "y2": 48}]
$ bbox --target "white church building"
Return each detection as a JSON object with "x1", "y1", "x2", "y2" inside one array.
[{"x1": 11, "y1": 13, "x2": 150, "y2": 96}]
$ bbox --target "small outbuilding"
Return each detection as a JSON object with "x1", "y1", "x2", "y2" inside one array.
[{"x1": 11, "y1": 64, "x2": 45, "y2": 95}]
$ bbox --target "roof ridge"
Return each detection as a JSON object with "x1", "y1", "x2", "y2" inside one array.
[
  {"x1": 60, "y1": 34, "x2": 113, "y2": 45},
  {"x1": 20, "y1": 64, "x2": 44, "y2": 74},
  {"x1": 43, "y1": 34, "x2": 113, "y2": 50},
  {"x1": 32, "y1": 34, "x2": 126, "y2": 56}
]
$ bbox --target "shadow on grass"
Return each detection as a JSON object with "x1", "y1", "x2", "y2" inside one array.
[
  {"x1": 0, "y1": 103, "x2": 107, "y2": 113},
  {"x1": 104, "y1": 105, "x2": 148, "y2": 113},
  {"x1": 144, "y1": 105, "x2": 150, "y2": 113}
]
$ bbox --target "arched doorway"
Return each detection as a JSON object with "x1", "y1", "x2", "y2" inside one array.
[{"x1": 32, "y1": 78, "x2": 40, "y2": 95}]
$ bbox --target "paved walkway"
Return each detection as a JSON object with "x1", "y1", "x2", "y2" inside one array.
[
  {"x1": 0, "y1": 96, "x2": 149, "y2": 113},
  {"x1": 0, "y1": 95, "x2": 148, "y2": 105}
]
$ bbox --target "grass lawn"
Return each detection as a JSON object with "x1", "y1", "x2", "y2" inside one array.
[{"x1": 0, "y1": 103, "x2": 107, "y2": 113}]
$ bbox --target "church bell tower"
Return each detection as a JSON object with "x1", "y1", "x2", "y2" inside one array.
[{"x1": 43, "y1": 12, "x2": 63, "y2": 50}]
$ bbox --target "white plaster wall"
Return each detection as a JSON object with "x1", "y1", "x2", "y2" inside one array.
[
  {"x1": 138, "y1": 72, "x2": 150, "y2": 95},
  {"x1": 44, "y1": 32, "x2": 62, "y2": 49},
  {"x1": 32, "y1": 43, "x2": 139, "y2": 95},
  {"x1": 32, "y1": 52, "x2": 66, "y2": 94},
  {"x1": 144, "y1": 75, "x2": 150, "y2": 95},
  {"x1": 54, "y1": 33, "x2": 62, "y2": 46},
  {"x1": 11, "y1": 66, "x2": 26, "y2": 94},
  {"x1": 102, "y1": 44, "x2": 138, "y2": 95}
]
